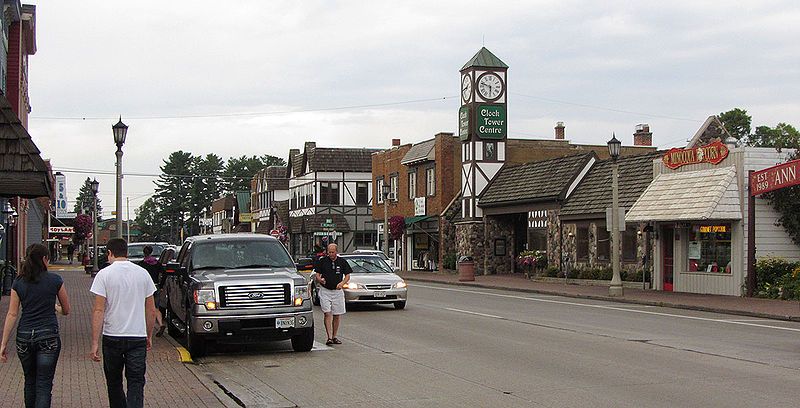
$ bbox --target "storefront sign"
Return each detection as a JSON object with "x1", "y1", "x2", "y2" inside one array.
[
  {"x1": 321, "y1": 218, "x2": 336, "y2": 229},
  {"x1": 476, "y1": 105, "x2": 506, "y2": 139},
  {"x1": 699, "y1": 225, "x2": 728, "y2": 233},
  {"x1": 750, "y1": 159, "x2": 800, "y2": 196},
  {"x1": 49, "y1": 226, "x2": 74, "y2": 234},
  {"x1": 458, "y1": 106, "x2": 470, "y2": 140},
  {"x1": 55, "y1": 174, "x2": 68, "y2": 218},
  {"x1": 662, "y1": 140, "x2": 729, "y2": 169},
  {"x1": 239, "y1": 212, "x2": 252, "y2": 223},
  {"x1": 313, "y1": 231, "x2": 342, "y2": 237},
  {"x1": 414, "y1": 197, "x2": 426, "y2": 216}
]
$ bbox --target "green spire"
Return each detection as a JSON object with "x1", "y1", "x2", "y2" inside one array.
[{"x1": 461, "y1": 47, "x2": 508, "y2": 70}]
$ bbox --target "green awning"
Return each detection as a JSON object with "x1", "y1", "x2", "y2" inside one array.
[{"x1": 404, "y1": 215, "x2": 434, "y2": 226}]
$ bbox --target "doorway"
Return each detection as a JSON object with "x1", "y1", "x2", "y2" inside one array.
[{"x1": 662, "y1": 227, "x2": 674, "y2": 291}]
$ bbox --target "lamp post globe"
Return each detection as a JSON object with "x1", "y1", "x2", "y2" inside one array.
[
  {"x1": 607, "y1": 133, "x2": 623, "y2": 296},
  {"x1": 112, "y1": 117, "x2": 128, "y2": 238}
]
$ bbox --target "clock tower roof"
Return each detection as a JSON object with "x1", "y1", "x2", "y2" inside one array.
[{"x1": 461, "y1": 47, "x2": 508, "y2": 70}]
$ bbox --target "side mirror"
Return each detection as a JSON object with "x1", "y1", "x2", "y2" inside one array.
[{"x1": 165, "y1": 262, "x2": 185, "y2": 275}]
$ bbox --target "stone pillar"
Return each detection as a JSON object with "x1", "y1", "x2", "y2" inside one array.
[
  {"x1": 455, "y1": 220, "x2": 485, "y2": 275},
  {"x1": 483, "y1": 215, "x2": 515, "y2": 274}
]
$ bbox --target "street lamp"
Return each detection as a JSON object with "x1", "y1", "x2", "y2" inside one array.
[
  {"x1": 607, "y1": 133, "x2": 623, "y2": 296},
  {"x1": 91, "y1": 178, "x2": 100, "y2": 277},
  {"x1": 382, "y1": 183, "x2": 391, "y2": 258},
  {"x1": 112, "y1": 117, "x2": 128, "y2": 238}
]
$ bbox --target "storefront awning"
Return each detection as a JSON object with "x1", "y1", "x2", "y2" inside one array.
[
  {"x1": 626, "y1": 166, "x2": 741, "y2": 222},
  {"x1": 0, "y1": 95, "x2": 52, "y2": 198},
  {"x1": 405, "y1": 215, "x2": 434, "y2": 226}
]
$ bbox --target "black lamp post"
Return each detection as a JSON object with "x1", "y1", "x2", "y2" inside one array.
[
  {"x1": 382, "y1": 183, "x2": 391, "y2": 257},
  {"x1": 607, "y1": 133, "x2": 623, "y2": 296},
  {"x1": 91, "y1": 179, "x2": 100, "y2": 276},
  {"x1": 112, "y1": 117, "x2": 128, "y2": 238}
]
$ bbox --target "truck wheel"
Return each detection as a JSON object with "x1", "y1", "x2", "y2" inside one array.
[
  {"x1": 394, "y1": 301, "x2": 406, "y2": 310},
  {"x1": 291, "y1": 327, "x2": 314, "y2": 352},
  {"x1": 165, "y1": 308, "x2": 181, "y2": 338},
  {"x1": 186, "y1": 320, "x2": 207, "y2": 357}
]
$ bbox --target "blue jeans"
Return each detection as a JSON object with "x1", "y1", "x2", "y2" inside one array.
[
  {"x1": 102, "y1": 336, "x2": 148, "y2": 408},
  {"x1": 16, "y1": 329, "x2": 61, "y2": 408}
]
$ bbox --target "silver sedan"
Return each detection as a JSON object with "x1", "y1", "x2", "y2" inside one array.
[{"x1": 311, "y1": 254, "x2": 408, "y2": 309}]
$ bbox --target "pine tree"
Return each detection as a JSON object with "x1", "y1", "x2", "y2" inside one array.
[{"x1": 73, "y1": 177, "x2": 102, "y2": 215}]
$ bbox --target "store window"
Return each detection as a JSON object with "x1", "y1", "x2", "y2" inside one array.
[
  {"x1": 622, "y1": 227, "x2": 638, "y2": 262},
  {"x1": 596, "y1": 228, "x2": 610, "y2": 262},
  {"x1": 354, "y1": 231, "x2": 376, "y2": 248},
  {"x1": 356, "y1": 182, "x2": 369, "y2": 205},
  {"x1": 319, "y1": 182, "x2": 339, "y2": 205},
  {"x1": 687, "y1": 224, "x2": 732, "y2": 273},
  {"x1": 527, "y1": 228, "x2": 547, "y2": 252},
  {"x1": 576, "y1": 226, "x2": 589, "y2": 261}
]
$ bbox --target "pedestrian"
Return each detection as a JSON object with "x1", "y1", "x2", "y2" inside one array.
[
  {"x1": 313, "y1": 243, "x2": 351, "y2": 346},
  {"x1": 67, "y1": 243, "x2": 75, "y2": 264},
  {"x1": 89, "y1": 238, "x2": 157, "y2": 408},
  {"x1": 137, "y1": 245, "x2": 166, "y2": 337},
  {"x1": 0, "y1": 243, "x2": 71, "y2": 408}
]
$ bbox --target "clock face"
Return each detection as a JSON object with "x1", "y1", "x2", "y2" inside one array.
[
  {"x1": 477, "y1": 72, "x2": 503, "y2": 101},
  {"x1": 461, "y1": 75, "x2": 472, "y2": 102}
]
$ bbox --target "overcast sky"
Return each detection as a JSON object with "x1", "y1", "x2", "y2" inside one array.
[{"x1": 26, "y1": 0, "x2": 800, "y2": 217}]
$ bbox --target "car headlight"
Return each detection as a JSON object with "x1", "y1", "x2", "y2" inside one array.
[
  {"x1": 394, "y1": 281, "x2": 407, "y2": 289},
  {"x1": 194, "y1": 289, "x2": 217, "y2": 310},
  {"x1": 344, "y1": 282, "x2": 363, "y2": 290}
]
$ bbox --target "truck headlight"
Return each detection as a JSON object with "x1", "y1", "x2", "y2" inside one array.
[
  {"x1": 394, "y1": 281, "x2": 407, "y2": 289},
  {"x1": 194, "y1": 289, "x2": 217, "y2": 310},
  {"x1": 294, "y1": 284, "x2": 310, "y2": 306}
]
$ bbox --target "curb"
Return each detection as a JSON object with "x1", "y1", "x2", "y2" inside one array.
[
  {"x1": 163, "y1": 334, "x2": 241, "y2": 408},
  {"x1": 403, "y1": 275, "x2": 800, "y2": 323}
]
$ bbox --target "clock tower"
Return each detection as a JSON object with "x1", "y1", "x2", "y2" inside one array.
[{"x1": 459, "y1": 47, "x2": 508, "y2": 219}]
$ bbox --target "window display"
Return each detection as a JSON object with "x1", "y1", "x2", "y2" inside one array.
[{"x1": 687, "y1": 224, "x2": 732, "y2": 273}]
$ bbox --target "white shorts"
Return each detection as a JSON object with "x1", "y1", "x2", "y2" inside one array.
[{"x1": 318, "y1": 287, "x2": 346, "y2": 315}]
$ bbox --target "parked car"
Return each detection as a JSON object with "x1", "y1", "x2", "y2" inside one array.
[
  {"x1": 127, "y1": 242, "x2": 168, "y2": 263},
  {"x1": 352, "y1": 249, "x2": 400, "y2": 272},
  {"x1": 162, "y1": 233, "x2": 314, "y2": 357},
  {"x1": 310, "y1": 254, "x2": 407, "y2": 309}
]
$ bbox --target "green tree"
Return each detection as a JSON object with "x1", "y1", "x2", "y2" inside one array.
[
  {"x1": 134, "y1": 197, "x2": 170, "y2": 241},
  {"x1": 187, "y1": 154, "x2": 224, "y2": 236},
  {"x1": 718, "y1": 108, "x2": 751, "y2": 142},
  {"x1": 73, "y1": 177, "x2": 102, "y2": 215},
  {"x1": 222, "y1": 155, "x2": 285, "y2": 194},
  {"x1": 750, "y1": 123, "x2": 800, "y2": 149},
  {"x1": 154, "y1": 151, "x2": 195, "y2": 243}
]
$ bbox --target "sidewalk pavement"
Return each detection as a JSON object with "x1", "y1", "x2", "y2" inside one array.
[
  {"x1": 400, "y1": 270, "x2": 800, "y2": 322},
  {"x1": 0, "y1": 262, "x2": 223, "y2": 408}
]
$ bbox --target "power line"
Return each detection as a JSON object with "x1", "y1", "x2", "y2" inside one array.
[{"x1": 31, "y1": 96, "x2": 459, "y2": 121}]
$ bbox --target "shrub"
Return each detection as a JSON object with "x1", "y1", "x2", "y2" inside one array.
[
  {"x1": 755, "y1": 257, "x2": 800, "y2": 299},
  {"x1": 545, "y1": 266, "x2": 559, "y2": 277},
  {"x1": 443, "y1": 253, "x2": 457, "y2": 270}
]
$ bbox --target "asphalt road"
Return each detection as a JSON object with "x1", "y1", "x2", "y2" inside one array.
[{"x1": 186, "y1": 282, "x2": 800, "y2": 407}]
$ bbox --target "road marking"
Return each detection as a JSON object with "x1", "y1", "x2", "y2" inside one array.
[
  {"x1": 445, "y1": 307, "x2": 505, "y2": 319},
  {"x1": 412, "y1": 284, "x2": 800, "y2": 333},
  {"x1": 177, "y1": 346, "x2": 193, "y2": 363}
]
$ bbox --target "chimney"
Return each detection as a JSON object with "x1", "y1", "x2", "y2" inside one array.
[
  {"x1": 289, "y1": 148, "x2": 300, "y2": 159},
  {"x1": 555, "y1": 122, "x2": 565, "y2": 140},
  {"x1": 392, "y1": 138, "x2": 401, "y2": 147},
  {"x1": 304, "y1": 141, "x2": 316, "y2": 152},
  {"x1": 633, "y1": 124, "x2": 652, "y2": 146}
]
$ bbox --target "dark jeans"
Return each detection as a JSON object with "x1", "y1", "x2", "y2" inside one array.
[
  {"x1": 16, "y1": 329, "x2": 61, "y2": 408},
  {"x1": 102, "y1": 336, "x2": 148, "y2": 408}
]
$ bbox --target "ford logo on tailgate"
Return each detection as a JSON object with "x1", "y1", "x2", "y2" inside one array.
[{"x1": 248, "y1": 292, "x2": 264, "y2": 300}]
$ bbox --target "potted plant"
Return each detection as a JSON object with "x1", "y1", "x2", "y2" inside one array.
[{"x1": 517, "y1": 250, "x2": 546, "y2": 278}]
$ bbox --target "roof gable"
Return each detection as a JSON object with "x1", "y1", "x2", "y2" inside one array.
[
  {"x1": 560, "y1": 152, "x2": 663, "y2": 217},
  {"x1": 687, "y1": 116, "x2": 733, "y2": 148},
  {"x1": 479, "y1": 153, "x2": 595, "y2": 207},
  {"x1": 401, "y1": 138, "x2": 436, "y2": 165}
]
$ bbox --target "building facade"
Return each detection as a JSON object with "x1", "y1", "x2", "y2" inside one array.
[{"x1": 251, "y1": 165, "x2": 290, "y2": 234}]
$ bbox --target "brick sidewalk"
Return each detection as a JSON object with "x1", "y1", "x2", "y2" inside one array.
[
  {"x1": 0, "y1": 264, "x2": 223, "y2": 408},
  {"x1": 401, "y1": 270, "x2": 800, "y2": 321}
]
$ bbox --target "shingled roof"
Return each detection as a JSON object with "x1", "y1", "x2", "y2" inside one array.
[
  {"x1": 0, "y1": 95, "x2": 51, "y2": 198},
  {"x1": 308, "y1": 147, "x2": 381, "y2": 173},
  {"x1": 265, "y1": 166, "x2": 288, "y2": 191},
  {"x1": 461, "y1": 47, "x2": 508, "y2": 70},
  {"x1": 560, "y1": 152, "x2": 663, "y2": 218},
  {"x1": 401, "y1": 139, "x2": 436, "y2": 165},
  {"x1": 479, "y1": 153, "x2": 595, "y2": 207}
]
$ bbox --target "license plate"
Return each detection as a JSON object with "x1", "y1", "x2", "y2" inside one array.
[
  {"x1": 275, "y1": 317, "x2": 295, "y2": 328},
  {"x1": 373, "y1": 291, "x2": 387, "y2": 298}
]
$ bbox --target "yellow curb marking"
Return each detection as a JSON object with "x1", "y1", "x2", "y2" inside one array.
[{"x1": 177, "y1": 346, "x2": 193, "y2": 363}]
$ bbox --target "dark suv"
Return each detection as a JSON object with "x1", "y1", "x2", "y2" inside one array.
[{"x1": 163, "y1": 234, "x2": 314, "y2": 357}]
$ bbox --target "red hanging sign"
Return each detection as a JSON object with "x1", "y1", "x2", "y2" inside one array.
[
  {"x1": 662, "y1": 140, "x2": 730, "y2": 169},
  {"x1": 750, "y1": 159, "x2": 800, "y2": 196}
]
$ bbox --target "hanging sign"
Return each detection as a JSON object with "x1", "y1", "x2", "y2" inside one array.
[
  {"x1": 55, "y1": 174, "x2": 69, "y2": 218},
  {"x1": 458, "y1": 106, "x2": 470, "y2": 141},
  {"x1": 662, "y1": 140, "x2": 729, "y2": 169},
  {"x1": 750, "y1": 159, "x2": 800, "y2": 196}
]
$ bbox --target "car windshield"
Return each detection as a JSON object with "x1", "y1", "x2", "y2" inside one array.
[
  {"x1": 191, "y1": 240, "x2": 294, "y2": 270},
  {"x1": 356, "y1": 250, "x2": 389, "y2": 261},
  {"x1": 128, "y1": 244, "x2": 164, "y2": 258},
  {"x1": 344, "y1": 256, "x2": 394, "y2": 273}
]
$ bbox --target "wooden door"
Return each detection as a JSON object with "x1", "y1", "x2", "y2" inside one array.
[{"x1": 662, "y1": 227, "x2": 674, "y2": 291}]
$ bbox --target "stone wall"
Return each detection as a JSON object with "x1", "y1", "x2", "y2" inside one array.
[
  {"x1": 546, "y1": 210, "x2": 562, "y2": 269},
  {"x1": 484, "y1": 215, "x2": 515, "y2": 274},
  {"x1": 455, "y1": 220, "x2": 485, "y2": 275},
  {"x1": 562, "y1": 220, "x2": 654, "y2": 276}
]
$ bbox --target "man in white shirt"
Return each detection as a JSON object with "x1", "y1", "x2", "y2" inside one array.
[{"x1": 90, "y1": 238, "x2": 157, "y2": 408}]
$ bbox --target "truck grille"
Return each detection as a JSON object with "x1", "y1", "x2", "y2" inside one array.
[
  {"x1": 365, "y1": 284, "x2": 392, "y2": 290},
  {"x1": 219, "y1": 284, "x2": 290, "y2": 308}
]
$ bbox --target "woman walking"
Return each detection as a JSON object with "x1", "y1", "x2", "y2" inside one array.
[{"x1": 1, "y1": 243, "x2": 71, "y2": 408}]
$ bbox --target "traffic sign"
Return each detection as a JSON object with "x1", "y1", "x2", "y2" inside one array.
[{"x1": 269, "y1": 229, "x2": 281, "y2": 238}]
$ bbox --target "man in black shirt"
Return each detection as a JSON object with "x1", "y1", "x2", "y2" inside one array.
[{"x1": 314, "y1": 243, "x2": 351, "y2": 346}]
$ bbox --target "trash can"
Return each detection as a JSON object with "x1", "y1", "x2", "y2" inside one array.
[{"x1": 457, "y1": 256, "x2": 475, "y2": 282}]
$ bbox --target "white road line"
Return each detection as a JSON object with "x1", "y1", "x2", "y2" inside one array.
[
  {"x1": 445, "y1": 307, "x2": 505, "y2": 319},
  {"x1": 411, "y1": 283, "x2": 800, "y2": 333}
]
